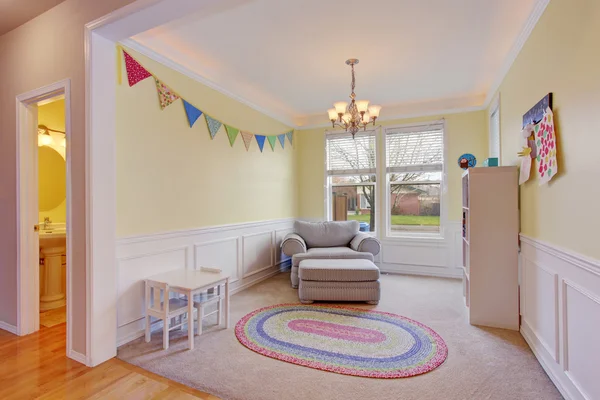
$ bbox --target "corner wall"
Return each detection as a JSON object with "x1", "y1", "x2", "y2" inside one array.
[{"x1": 492, "y1": 0, "x2": 600, "y2": 259}]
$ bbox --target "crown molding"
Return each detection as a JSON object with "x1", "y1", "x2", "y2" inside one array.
[
  {"x1": 120, "y1": 38, "x2": 297, "y2": 127},
  {"x1": 482, "y1": 0, "x2": 550, "y2": 108},
  {"x1": 122, "y1": 0, "x2": 549, "y2": 128},
  {"x1": 296, "y1": 95, "x2": 487, "y2": 130}
]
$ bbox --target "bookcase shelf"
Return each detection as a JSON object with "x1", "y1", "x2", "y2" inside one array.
[{"x1": 461, "y1": 167, "x2": 519, "y2": 330}]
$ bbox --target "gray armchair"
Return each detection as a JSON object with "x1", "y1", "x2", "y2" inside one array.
[{"x1": 282, "y1": 220, "x2": 381, "y2": 288}]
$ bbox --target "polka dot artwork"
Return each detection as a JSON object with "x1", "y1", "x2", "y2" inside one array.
[{"x1": 535, "y1": 107, "x2": 558, "y2": 185}]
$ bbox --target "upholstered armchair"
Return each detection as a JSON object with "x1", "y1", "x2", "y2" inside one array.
[{"x1": 281, "y1": 220, "x2": 381, "y2": 288}]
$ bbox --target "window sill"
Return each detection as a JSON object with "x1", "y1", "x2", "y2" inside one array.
[{"x1": 382, "y1": 232, "x2": 445, "y2": 242}]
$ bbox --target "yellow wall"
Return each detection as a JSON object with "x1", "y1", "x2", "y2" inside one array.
[
  {"x1": 116, "y1": 48, "x2": 297, "y2": 237},
  {"x1": 490, "y1": 0, "x2": 599, "y2": 258},
  {"x1": 297, "y1": 111, "x2": 488, "y2": 222},
  {"x1": 38, "y1": 99, "x2": 66, "y2": 223}
]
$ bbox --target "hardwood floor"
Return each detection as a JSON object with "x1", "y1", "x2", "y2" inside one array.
[{"x1": 0, "y1": 323, "x2": 219, "y2": 400}]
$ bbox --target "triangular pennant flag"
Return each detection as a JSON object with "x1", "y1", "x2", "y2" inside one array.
[
  {"x1": 182, "y1": 100, "x2": 203, "y2": 127},
  {"x1": 267, "y1": 135, "x2": 277, "y2": 151},
  {"x1": 123, "y1": 51, "x2": 152, "y2": 87},
  {"x1": 225, "y1": 125, "x2": 240, "y2": 147},
  {"x1": 277, "y1": 134, "x2": 286, "y2": 149},
  {"x1": 255, "y1": 135, "x2": 266, "y2": 152},
  {"x1": 286, "y1": 130, "x2": 294, "y2": 146},
  {"x1": 205, "y1": 115, "x2": 222, "y2": 139},
  {"x1": 155, "y1": 78, "x2": 180, "y2": 109},
  {"x1": 241, "y1": 131, "x2": 253, "y2": 151}
]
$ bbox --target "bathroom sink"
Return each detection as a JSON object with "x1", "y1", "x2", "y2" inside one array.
[{"x1": 39, "y1": 224, "x2": 66, "y2": 249}]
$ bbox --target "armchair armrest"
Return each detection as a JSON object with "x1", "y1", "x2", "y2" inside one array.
[
  {"x1": 281, "y1": 233, "x2": 307, "y2": 257},
  {"x1": 350, "y1": 233, "x2": 381, "y2": 256}
]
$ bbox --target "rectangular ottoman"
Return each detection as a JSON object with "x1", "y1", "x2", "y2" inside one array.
[{"x1": 298, "y1": 259, "x2": 380, "y2": 304}]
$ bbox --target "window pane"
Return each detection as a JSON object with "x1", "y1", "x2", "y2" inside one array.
[
  {"x1": 386, "y1": 126, "x2": 443, "y2": 170},
  {"x1": 330, "y1": 176, "x2": 376, "y2": 232},
  {"x1": 327, "y1": 133, "x2": 376, "y2": 175},
  {"x1": 389, "y1": 173, "x2": 440, "y2": 233}
]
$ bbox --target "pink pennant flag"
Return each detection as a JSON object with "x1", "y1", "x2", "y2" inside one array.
[
  {"x1": 241, "y1": 131, "x2": 253, "y2": 151},
  {"x1": 123, "y1": 51, "x2": 152, "y2": 87},
  {"x1": 155, "y1": 78, "x2": 180, "y2": 109}
]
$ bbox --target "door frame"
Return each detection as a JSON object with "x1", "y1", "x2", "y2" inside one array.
[{"x1": 16, "y1": 79, "x2": 73, "y2": 354}]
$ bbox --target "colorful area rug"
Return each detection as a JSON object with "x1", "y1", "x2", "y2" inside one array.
[{"x1": 235, "y1": 304, "x2": 448, "y2": 378}]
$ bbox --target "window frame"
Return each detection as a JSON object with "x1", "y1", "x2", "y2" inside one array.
[
  {"x1": 488, "y1": 94, "x2": 501, "y2": 164},
  {"x1": 382, "y1": 120, "x2": 447, "y2": 240},
  {"x1": 324, "y1": 128, "x2": 380, "y2": 235}
]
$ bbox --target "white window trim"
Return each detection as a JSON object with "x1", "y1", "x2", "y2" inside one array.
[
  {"x1": 488, "y1": 93, "x2": 501, "y2": 164},
  {"x1": 324, "y1": 128, "x2": 380, "y2": 235},
  {"x1": 381, "y1": 120, "x2": 448, "y2": 241}
]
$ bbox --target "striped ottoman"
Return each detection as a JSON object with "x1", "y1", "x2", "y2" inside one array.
[{"x1": 298, "y1": 259, "x2": 380, "y2": 305}]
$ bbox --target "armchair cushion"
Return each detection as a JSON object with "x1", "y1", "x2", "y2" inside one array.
[
  {"x1": 350, "y1": 233, "x2": 381, "y2": 256},
  {"x1": 294, "y1": 220, "x2": 359, "y2": 248},
  {"x1": 281, "y1": 233, "x2": 307, "y2": 257}
]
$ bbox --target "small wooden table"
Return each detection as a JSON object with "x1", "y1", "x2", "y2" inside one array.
[{"x1": 145, "y1": 269, "x2": 230, "y2": 350}]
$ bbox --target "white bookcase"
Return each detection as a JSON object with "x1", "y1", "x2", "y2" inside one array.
[{"x1": 462, "y1": 166, "x2": 519, "y2": 330}]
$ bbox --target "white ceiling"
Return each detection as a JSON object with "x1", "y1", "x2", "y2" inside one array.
[
  {"x1": 0, "y1": 0, "x2": 66, "y2": 36},
  {"x1": 130, "y1": 0, "x2": 543, "y2": 127}
]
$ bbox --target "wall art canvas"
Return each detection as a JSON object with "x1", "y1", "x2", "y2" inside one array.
[{"x1": 535, "y1": 107, "x2": 558, "y2": 185}]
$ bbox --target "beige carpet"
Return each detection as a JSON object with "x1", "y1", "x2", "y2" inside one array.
[{"x1": 118, "y1": 272, "x2": 562, "y2": 400}]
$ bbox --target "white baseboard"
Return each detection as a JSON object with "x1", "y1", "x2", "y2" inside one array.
[
  {"x1": 521, "y1": 321, "x2": 576, "y2": 400},
  {"x1": 520, "y1": 234, "x2": 600, "y2": 400},
  {"x1": 0, "y1": 321, "x2": 18, "y2": 335},
  {"x1": 68, "y1": 350, "x2": 88, "y2": 366}
]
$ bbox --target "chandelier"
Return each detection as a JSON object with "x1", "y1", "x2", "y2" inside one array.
[{"x1": 327, "y1": 59, "x2": 381, "y2": 139}]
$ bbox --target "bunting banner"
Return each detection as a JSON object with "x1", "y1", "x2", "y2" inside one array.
[
  {"x1": 120, "y1": 47, "x2": 293, "y2": 153},
  {"x1": 183, "y1": 100, "x2": 203, "y2": 128},
  {"x1": 225, "y1": 125, "x2": 240, "y2": 147},
  {"x1": 155, "y1": 78, "x2": 180, "y2": 109},
  {"x1": 267, "y1": 135, "x2": 277, "y2": 151},
  {"x1": 241, "y1": 131, "x2": 253, "y2": 151},
  {"x1": 205, "y1": 115, "x2": 222, "y2": 139},
  {"x1": 255, "y1": 135, "x2": 266, "y2": 152},
  {"x1": 277, "y1": 134, "x2": 286, "y2": 149},
  {"x1": 123, "y1": 51, "x2": 152, "y2": 87}
]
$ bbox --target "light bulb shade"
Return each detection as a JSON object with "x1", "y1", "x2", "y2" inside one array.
[
  {"x1": 327, "y1": 108, "x2": 338, "y2": 121},
  {"x1": 334, "y1": 102, "x2": 348, "y2": 114},
  {"x1": 60, "y1": 137, "x2": 66, "y2": 147},
  {"x1": 362, "y1": 112, "x2": 371, "y2": 124},
  {"x1": 368, "y1": 105, "x2": 381, "y2": 118},
  {"x1": 342, "y1": 113, "x2": 351, "y2": 123},
  {"x1": 356, "y1": 100, "x2": 369, "y2": 113},
  {"x1": 38, "y1": 133, "x2": 53, "y2": 146}
]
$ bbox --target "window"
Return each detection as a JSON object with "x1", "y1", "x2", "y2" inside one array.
[
  {"x1": 326, "y1": 131, "x2": 376, "y2": 232},
  {"x1": 385, "y1": 123, "x2": 444, "y2": 234}
]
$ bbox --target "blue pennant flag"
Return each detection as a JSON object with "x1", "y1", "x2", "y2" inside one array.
[
  {"x1": 182, "y1": 100, "x2": 203, "y2": 128},
  {"x1": 277, "y1": 134, "x2": 286, "y2": 149},
  {"x1": 286, "y1": 130, "x2": 293, "y2": 145},
  {"x1": 255, "y1": 135, "x2": 266, "y2": 153}
]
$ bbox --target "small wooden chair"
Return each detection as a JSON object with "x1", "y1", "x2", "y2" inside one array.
[
  {"x1": 145, "y1": 279, "x2": 189, "y2": 350},
  {"x1": 193, "y1": 283, "x2": 225, "y2": 335}
]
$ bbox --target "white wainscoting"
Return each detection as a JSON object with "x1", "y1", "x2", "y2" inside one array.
[
  {"x1": 520, "y1": 235, "x2": 600, "y2": 400},
  {"x1": 116, "y1": 218, "x2": 293, "y2": 346},
  {"x1": 378, "y1": 221, "x2": 462, "y2": 278}
]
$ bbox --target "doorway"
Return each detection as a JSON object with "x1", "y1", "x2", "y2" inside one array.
[{"x1": 16, "y1": 79, "x2": 73, "y2": 356}]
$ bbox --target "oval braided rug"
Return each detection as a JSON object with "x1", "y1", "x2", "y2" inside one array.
[{"x1": 235, "y1": 304, "x2": 448, "y2": 378}]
